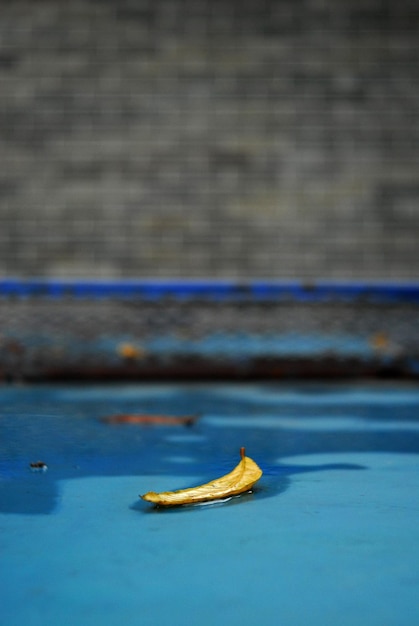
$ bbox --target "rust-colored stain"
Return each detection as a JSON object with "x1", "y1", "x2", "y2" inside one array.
[
  {"x1": 102, "y1": 413, "x2": 199, "y2": 426},
  {"x1": 370, "y1": 332, "x2": 390, "y2": 351},
  {"x1": 117, "y1": 343, "x2": 146, "y2": 360}
]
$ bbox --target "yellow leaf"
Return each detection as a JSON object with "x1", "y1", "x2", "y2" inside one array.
[{"x1": 141, "y1": 447, "x2": 262, "y2": 507}]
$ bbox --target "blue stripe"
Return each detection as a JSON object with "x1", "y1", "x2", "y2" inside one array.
[{"x1": 0, "y1": 278, "x2": 419, "y2": 302}]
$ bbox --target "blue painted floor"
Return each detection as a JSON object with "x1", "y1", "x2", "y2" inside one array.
[{"x1": 1, "y1": 383, "x2": 419, "y2": 625}]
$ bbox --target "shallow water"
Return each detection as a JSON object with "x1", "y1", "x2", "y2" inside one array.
[{"x1": 1, "y1": 383, "x2": 419, "y2": 625}]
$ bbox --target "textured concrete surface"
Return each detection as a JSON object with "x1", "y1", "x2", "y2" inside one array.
[
  {"x1": 1, "y1": 296, "x2": 418, "y2": 380},
  {"x1": 1, "y1": 0, "x2": 418, "y2": 279}
]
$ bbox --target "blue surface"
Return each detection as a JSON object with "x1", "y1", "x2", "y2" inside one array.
[
  {"x1": 86, "y1": 331, "x2": 376, "y2": 363},
  {"x1": 1, "y1": 278, "x2": 419, "y2": 302},
  {"x1": 132, "y1": 332, "x2": 373, "y2": 358},
  {"x1": 1, "y1": 383, "x2": 419, "y2": 625}
]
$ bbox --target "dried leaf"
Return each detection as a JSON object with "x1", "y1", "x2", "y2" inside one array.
[
  {"x1": 141, "y1": 447, "x2": 262, "y2": 507},
  {"x1": 102, "y1": 413, "x2": 198, "y2": 426}
]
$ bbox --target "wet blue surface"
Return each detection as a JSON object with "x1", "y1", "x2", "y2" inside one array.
[{"x1": 1, "y1": 383, "x2": 419, "y2": 625}]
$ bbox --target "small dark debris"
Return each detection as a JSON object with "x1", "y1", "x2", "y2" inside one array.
[{"x1": 30, "y1": 461, "x2": 48, "y2": 472}]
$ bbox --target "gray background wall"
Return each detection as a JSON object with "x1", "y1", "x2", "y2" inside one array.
[{"x1": 1, "y1": 0, "x2": 418, "y2": 280}]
